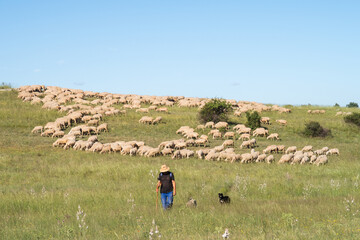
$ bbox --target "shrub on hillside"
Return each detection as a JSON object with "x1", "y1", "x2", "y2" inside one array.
[
  {"x1": 246, "y1": 111, "x2": 261, "y2": 130},
  {"x1": 198, "y1": 98, "x2": 232, "y2": 123},
  {"x1": 344, "y1": 113, "x2": 360, "y2": 127},
  {"x1": 346, "y1": 102, "x2": 359, "y2": 108},
  {"x1": 334, "y1": 103, "x2": 340, "y2": 107},
  {"x1": 303, "y1": 121, "x2": 331, "y2": 137}
]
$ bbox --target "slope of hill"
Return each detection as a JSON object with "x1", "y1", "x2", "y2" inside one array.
[{"x1": 1, "y1": 88, "x2": 360, "y2": 239}]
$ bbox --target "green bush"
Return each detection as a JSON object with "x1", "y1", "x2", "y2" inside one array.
[
  {"x1": 198, "y1": 98, "x2": 232, "y2": 123},
  {"x1": 344, "y1": 113, "x2": 360, "y2": 127},
  {"x1": 334, "y1": 103, "x2": 340, "y2": 107},
  {"x1": 246, "y1": 111, "x2": 261, "y2": 130},
  {"x1": 303, "y1": 121, "x2": 331, "y2": 137},
  {"x1": 346, "y1": 102, "x2": 359, "y2": 108}
]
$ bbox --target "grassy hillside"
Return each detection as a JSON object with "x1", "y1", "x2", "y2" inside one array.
[{"x1": 1, "y1": 89, "x2": 360, "y2": 239}]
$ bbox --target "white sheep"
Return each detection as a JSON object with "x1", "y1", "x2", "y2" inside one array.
[
  {"x1": 31, "y1": 126, "x2": 43, "y2": 134},
  {"x1": 267, "y1": 133, "x2": 280, "y2": 141},
  {"x1": 276, "y1": 119, "x2": 287, "y2": 126}
]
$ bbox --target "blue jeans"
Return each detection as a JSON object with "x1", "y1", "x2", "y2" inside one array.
[{"x1": 161, "y1": 192, "x2": 173, "y2": 209}]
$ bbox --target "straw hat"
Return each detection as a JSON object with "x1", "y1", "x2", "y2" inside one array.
[{"x1": 160, "y1": 164, "x2": 170, "y2": 172}]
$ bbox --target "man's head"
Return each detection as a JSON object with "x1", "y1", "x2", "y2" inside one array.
[{"x1": 160, "y1": 164, "x2": 170, "y2": 173}]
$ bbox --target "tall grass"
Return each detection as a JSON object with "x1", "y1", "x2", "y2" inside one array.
[{"x1": 1, "y1": 90, "x2": 360, "y2": 239}]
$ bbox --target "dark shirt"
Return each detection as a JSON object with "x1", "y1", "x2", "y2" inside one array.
[{"x1": 158, "y1": 171, "x2": 175, "y2": 193}]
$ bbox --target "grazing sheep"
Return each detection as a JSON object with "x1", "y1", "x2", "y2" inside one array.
[
  {"x1": 213, "y1": 145, "x2": 225, "y2": 152},
  {"x1": 205, "y1": 121, "x2": 215, "y2": 128},
  {"x1": 195, "y1": 138, "x2": 207, "y2": 147},
  {"x1": 237, "y1": 127, "x2": 251, "y2": 134},
  {"x1": 285, "y1": 146, "x2": 297, "y2": 154},
  {"x1": 90, "y1": 142, "x2": 104, "y2": 152},
  {"x1": 314, "y1": 155, "x2": 328, "y2": 166},
  {"x1": 250, "y1": 149, "x2": 260, "y2": 161},
  {"x1": 100, "y1": 144, "x2": 112, "y2": 154},
  {"x1": 260, "y1": 117, "x2": 270, "y2": 125},
  {"x1": 215, "y1": 121, "x2": 229, "y2": 130},
  {"x1": 276, "y1": 119, "x2": 287, "y2": 126},
  {"x1": 152, "y1": 116, "x2": 162, "y2": 125},
  {"x1": 326, "y1": 148, "x2": 339, "y2": 155},
  {"x1": 302, "y1": 145, "x2": 313, "y2": 152},
  {"x1": 88, "y1": 119, "x2": 99, "y2": 126},
  {"x1": 240, "y1": 140, "x2": 251, "y2": 149},
  {"x1": 52, "y1": 130, "x2": 65, "y2": 138},
  {"x1": 239, "y1": 133, "x2": 250, "y2": 141},
  {"x1": 208, "y1": 129, "x2": 220, "y2": 136},
  {"x1": 249, "y1": 138, "x2": 257, "y2": 148},
  {"x1": 233, "y1": 124, "x2": 246, "y2": 130},
  {"x1": 139, "y1": 116, "x2": 154, "y2": 124},
  {"x1": 265, "y1": 155, "x2": 275, "y2": 164},
  {"x1": 196, "y1": 124, "x2": 205, "y2": 130},
  {"x1": 263, "y1": 145, "x2": 277, "y2": 154},
  {"x1": 156, "y1": 107, "x2": 168, "y2": 113},
  {"x1": 278, "y1": 153, "x2": 294, "y2": 164},
  {"x1": 205, "y1": 151, "x2": 219, "y2": 161},
  {"x1": 256, "y1": 153, "x2": 267, "y2": 163},
  {"x1": 224, "y1": 131, "x2": 235, "y2": 139},
  {"x1": 31, "y1": 126, "x2": 43, "y2": 134},
  {"x1": 136, "y1": 108, "x2": 149, "y2": 113},
  {"x1": 276, "y1": 145, "x2": 285, "y2": 154},
  {"x1": 222, "y1": 140, "x2": 234, "y2": 148},
  {"x1": 252, "y1": 128, "x2": 268, "y2": 137},
  {"x1": 186, "y1": 139, "x2": 195, "y2": 147},
  {"x1": 41, "y1": 129, "x2": 55, "y2": 137},
  {"x1": 161, "y1": 148, "x2": 174, "y2": 156},
  {"x1": 64, "y1": 139, "x2": 76, "y2": 149},
  {"x1": 267, "y1": 133, "x2": 280, "y2": 141},
  {"x1": 241, "y1": 153, "x2": 253, "y2": 163},
  {"x1": 212, "y1": 132, "x2": 222, "y2": 139}
]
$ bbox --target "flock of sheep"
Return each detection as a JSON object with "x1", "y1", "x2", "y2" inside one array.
[{"x1": 18, "y1": 85, "x2": 339, "y2": 166}]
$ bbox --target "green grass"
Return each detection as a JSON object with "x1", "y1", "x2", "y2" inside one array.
[{"x1": 1, "y1": 90, "x2": 360, "y2": 239}]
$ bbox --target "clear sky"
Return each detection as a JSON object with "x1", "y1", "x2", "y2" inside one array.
[{"x1": 1, "y1": 1, "x2": 359, "y2": 106}]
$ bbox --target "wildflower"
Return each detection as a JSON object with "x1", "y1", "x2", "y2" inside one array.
[{"x1": 76, "y1": 205, "x2": 88, "y2": 235}]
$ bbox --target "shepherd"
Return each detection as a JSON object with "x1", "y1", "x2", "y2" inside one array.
[{"x1": 156, "y1": 164, "x2": 176, "y2": 210}]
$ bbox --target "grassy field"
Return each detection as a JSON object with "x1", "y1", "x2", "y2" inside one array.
[{"x1": 1, "y1": 89, "x2": 360, "y2": 239}]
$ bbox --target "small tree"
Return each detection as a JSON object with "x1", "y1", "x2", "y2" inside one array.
[
  {"x1": 346, "y1": 102, "x2": 359, "y2": 108},
  {"x1": 334, "y1": 103, "x2": 340, "y2": 107},
  {"x1": 246, "y1": 111, "x2": 261, "y2": 130},
  {"x1": 344, "y1": 113, "x2": 360, "y2": 127},
  {"x1": 198, "y1": 98, "x2": 232, "y2": 123},
  {"x1": 303, "y1": 121, "x2": 331, "y2": 137}
]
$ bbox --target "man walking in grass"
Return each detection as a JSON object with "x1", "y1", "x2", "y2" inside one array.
[{"x1": 156, "y1": 164, "x2": 176, "y2": 210}]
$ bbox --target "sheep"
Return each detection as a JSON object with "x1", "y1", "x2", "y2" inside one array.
[
  {"x1": 186, "y1": 139, "x2": 195, "y2": 147},
  {"x1": 196, "y1": 124, "x2": 205, "y2": 130},
  {"x1": 175, "y1": 142, "x2": 187, "y2": 150},
  {"x1": 292, "y1": 152, "x2": 304, "y2": 164},
  {"x1": 326, "y1": 148, "x2": 339, "y2": 155},
  {"x1": 52, "y1": 130, "x2": 65, "y2": 138},
  {"x1": 252, "y1": 128, "x2": 268, "y2": 137},
  {"x1": 276, "y1": 145, "x2": 285, "y2": 154},
  {"x1": 314, "y1": 155, "x2": 328, "y2": 166},
  {"x1": 31, "y1": 126, "x2": 43, "y2": 134},
  {"x1": 249, "y1": 138, "x2": 257, "y2": 148},
  {"x1": 156, "y1": 107, "x2": 168, "y2": 113},
  {"x1": 213, "y1": 145, "x2": 225, "y2": 152},
  {"x1": 285, "y1": 146, "x2": 297, "y2": 154},
  {"x1": 136, "y1": 108, "x2": 149, "y2": 113},
  {"x1": 233, "y1": 124, "x2": 246, "y2": 130},
  {"x1": 263, "y1": 145, "x2": 277, "y2": 154},
  {"x1": 139, "y1": 116, "x2": 154, "y2": 124},
  {"x1": 88, "y1": 136, "x2": 98, "y2": 143},
  {"x1": 222, "y1": 140, "x2": 234, "y2": 148},
  {"x1": 208, "y1": 129, "x2": 220, "y2": 136},
  {"x1": 161, "y1": 148, "x2": 174, "y2": 156},
  {"x1": 145, "y1": 148, "x2": 161, "y2": 157},
  {"x1": 276, "y1": 119, "x2": 287, "y2": 126},
  {"x1": 121, "y1": 145, "x2": 133, "y2": 155},
  {"x1": 87, "y1": 119, "x2": 99, "y2": 126},
  {"x1": 278, "y1": 153, "x2": 294, "y2": 164},
  {"x1": 260, "y1": 117, "x2": 270, "y2": 125},
  {"x1": 81, "y1": 115, "x2": 93, "y2": 123},
  {"x1": 195, "y1": 138, "x2": 207, "y2": 147},
  {"x1": 265, "y1": 155, "x2": 275, "y2": 164},
  {"x1": 224, "y1": 131, "x2": 235, "y2": 139},
  {"x1": 41, "y1": 129, "x2": 55, "y2": 137},
  {"x1": 205, "y1": 121, "x2": 215, "y2": 128},
  {"x1": 152, "y1": 116, "x2": 162, "y2": 125},
  {"x1": 240, "y1": 140, "x2": 251, "y2": 149},
  {"x1": 100, "y1": 144, "x2": 112, "y2": 154},
  {"x1": 212, "y1": 132, "x2": 222, "y2": 139},
  {"x1": 239, "y1": 133, "x2": 250, "y2": 141},
  {"x1": 267, "y1": 133, "x2": 280, "y2": 141},
  {"x1": 64, "y1": 139, "x2": 76, "y2": 149},
  {"x1": 251, "y1": 149, "x2": 259, "y2": 161},
  {"x1": 215, "y1": 121, "x2": 229, "y2": 130},
  {"x1": 240, "y1": 153, "x2": 253, "y2": 164},
  {"x1": 256, "y1": 153, "x2": 267, "y2": 163},
  {"x1": 302, "y1": 145, "x2": 313, "y2": 152},
  {"x1": 237, "y1": 127, "x2": 251, "y2": 134},
  {"x1": 205, "y1": 151, "x2": 219, "y2": 161},
  {"x1": 110, "y1": 142, "x2": 122, "y2": 152},
  {"x1": 89, "y1": 142, "x2": 104, "y2": 152},
  {"x1": 52, "y1": 138, "x2": 69, "y2": 147}
]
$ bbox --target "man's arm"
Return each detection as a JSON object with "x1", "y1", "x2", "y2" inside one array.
[
  {"x1": 172, "y1": 180, "x2": 176, "y2": 196},
  {"x1": 156, "y1": 181, "x2": 161, "y2": 192}
]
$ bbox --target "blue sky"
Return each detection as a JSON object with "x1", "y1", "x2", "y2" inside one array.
[{"x1": 1, "y1": 1, "x2": 359, "y2": 106}]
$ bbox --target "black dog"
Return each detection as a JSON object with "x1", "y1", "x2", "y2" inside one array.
[{"x1": 218, "y1": 193, "x2": 231, "y2": 204}]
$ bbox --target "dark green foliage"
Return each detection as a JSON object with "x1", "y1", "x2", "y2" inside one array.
[
  {"x1": 344, "y1": 112, "x2": 360, "y2": 127},
  {"x1": 246, "y1": 111, "x2": 261, "y2": 130},
  {"x1": 0, "y1": 82, "x2": 11, "y2": 89},
  {"x1": 346, "y1": 102, "x2": 359, "y2": 108},
  {"x1": 334, "y1": 103, "x2": 340, "y2": 107},
  {"x1": 303, "y1": 121, "x2": 331, "y2": 137},
  {"x1": 198, "y1": 98, "x2": 232, "y2": 123}
]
